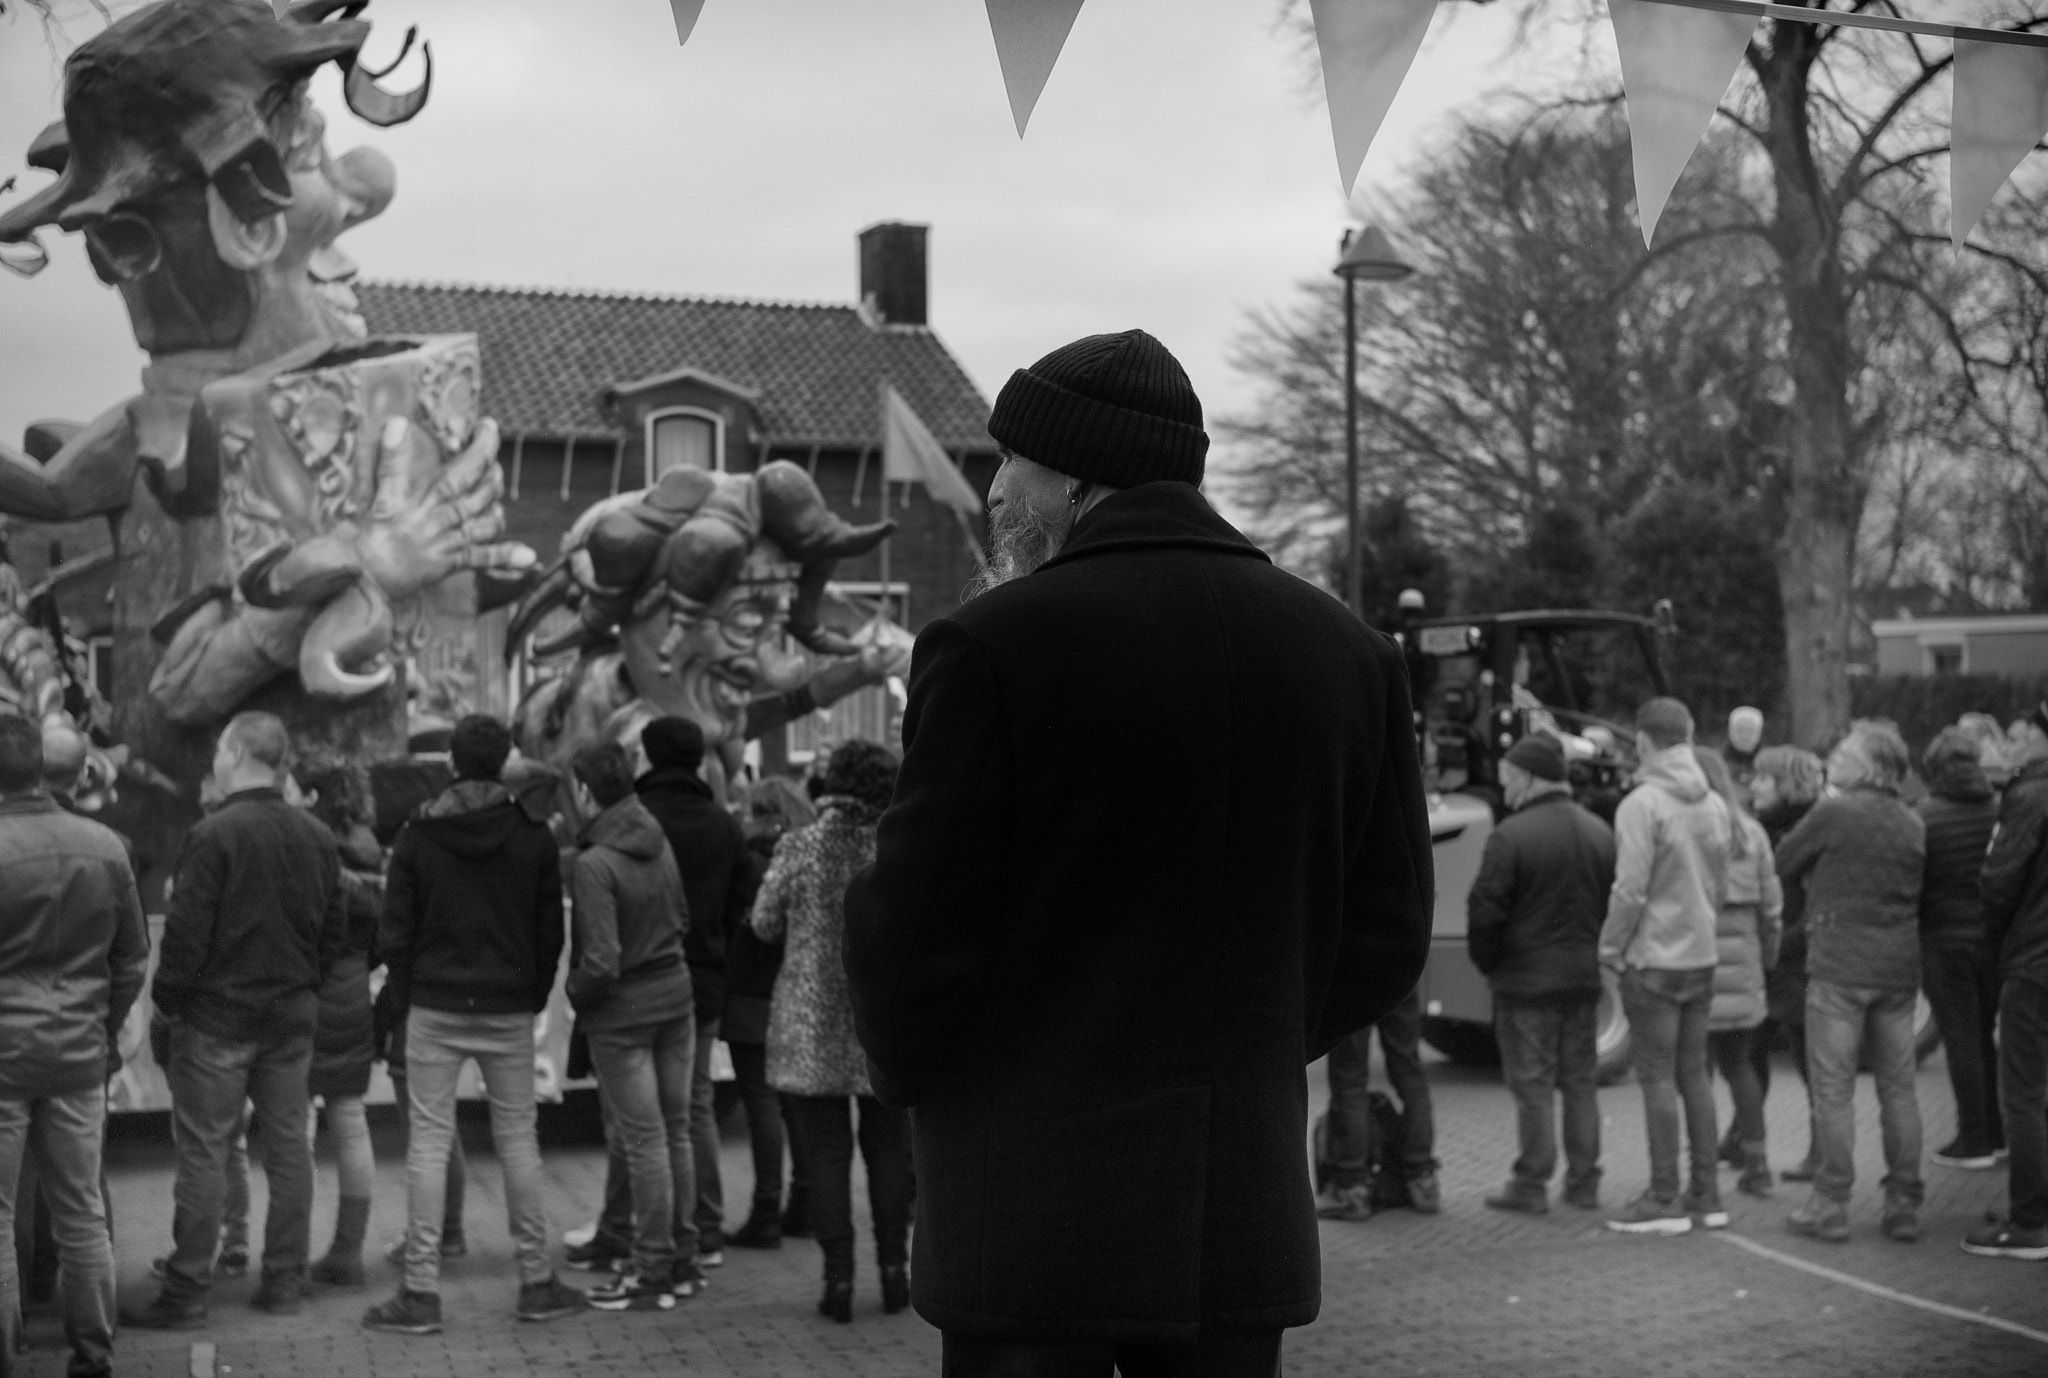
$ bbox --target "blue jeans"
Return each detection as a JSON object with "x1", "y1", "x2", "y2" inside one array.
[
  {"x1": 1997, "y1": 978, "x2": 2048, "y2": 1229},
  {"x1": 588, "y1": 1016, "x2": 699, "y2": 1277},
  {"x1": 690, "y1": 1018, "x2": 723, "y2": 1244},
  {"x1": 1620, "y1": 966, "x2": 1717, "y2": 1202},
  {"x1": 0, "y1": 1088, "x2": 114, "y2": 1378},
  {"x1": 1493, "y1": 998, "x2": 1601, "y2": 1193},
  {"x1": 1806, "y1": 979, "x2": 1923, "y2": 1206},
  {"x1": 163, "y1": 1023, "x2": 313, "y2": 1298},
  {"x1": 402, "y1": 1009, "x2": 552, "y2": 1292},
  {"x1": 1326, "y1": 990, "x2": 1436, "y2": 1187}
]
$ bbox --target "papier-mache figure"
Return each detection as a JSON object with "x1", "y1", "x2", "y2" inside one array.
[
  {"x1": 0, "y1": 0, "x2": 529, "y2": 806},
  {"x1": 509, "y1": 462, "x2": 907, "y2": 791}
]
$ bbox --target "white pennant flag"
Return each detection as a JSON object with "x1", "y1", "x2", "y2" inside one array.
[
  {"x1": 1609, "y1": 0, "x2": 1754, "y2": 246},
  {"x1": 1952, "y1": 40, "x2": 2048, "y2": 247},
  {"x1": 1307, "y1": 0, "x2": 1438, "y2": 197},
  {"x1": 984, "y1": 0, "x2": 1088, "y2": 137},
  {"x1": 669, "y1": 0, "x2": 706, "y2": 45},
  {"x1": 882, "y1": 384, "x2": 983, "y2": 518}
]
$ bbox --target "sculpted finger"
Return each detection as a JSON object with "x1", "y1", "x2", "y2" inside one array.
[
  {"x1": 431, "y1": 416, "x2": 501, "y2": 503},
  {"x1": 459, "y1": 541, "x2": 538, "y2": 572},
  {"x1": 371, "y1": 416, "x2": 413, "y2": 518}
]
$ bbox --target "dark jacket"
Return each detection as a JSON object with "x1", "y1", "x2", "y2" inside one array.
[
  {"x1": 843, "y1": 482, "x2": 1433, "y2": 1343},
  {"x1": 1775, "y1": 785, "x2": 1925, "y2": 994},
  {"x1": 1983, "y1": 756, "x2": 2048, "y2": 991},
  {"x1": 0, "y1": 793, "x2": 149, "y2": 1097},
  {"x1": 635, "y1": 766, "x2": 746, "y2": 1025},
  {"x1": 1916, "y1": 756, "x2": 1999, "y2": 948},
  {"x1": 719, "y1": 838, "x2": 775, "y2": 1044},
  {"x1": 1467, "y1": 790, "x2": 1616, "y2": 1004},
  {"x1": 568, "y1": 795, "x2": 693, "y2": 1032},
  {"x1": 156, "y1": 786, "x2": 346, "y2": 1041},
  {"x1": 1759, "y1": 796, "x2": 1815, "y2": 1023},
  {"x1": 312, "y1": 824, "x2": 383, "y2": 1099},
  {"x1": 380, "y1": 781, "x2": 564, "y2": 1015}
]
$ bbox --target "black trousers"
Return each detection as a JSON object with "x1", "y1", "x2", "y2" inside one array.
[
  {"x1": 1923, "y1": 940, "x2": 2004, "y2": 1152},
  {"x1": 941, "y1": 1328, "x2": 1284, "y2": 1378},
  {"x1": 784, "y1": 1094, "x2": 911, "y2": 1278}
]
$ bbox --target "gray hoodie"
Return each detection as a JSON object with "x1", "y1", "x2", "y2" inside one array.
[{"x1": 1599, "y1": 744, "x2": 1731, "y2": 972}]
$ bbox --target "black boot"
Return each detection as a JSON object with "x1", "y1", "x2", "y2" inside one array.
[
  {"x1": 880, "y1": 1264, "x2": 910, "y2": 1315},
  {"x1": 730, "y1": 1205, "x2": 783, "y2": 1249},
  {"x1": 818, "y1": 1277, "x2": 854, "y2": 1323},
  {"x1": 781, "y1": 1186, "x2": 812, "y2": 1240}
]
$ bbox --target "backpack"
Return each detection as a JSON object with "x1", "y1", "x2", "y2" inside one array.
[{"x1": 1312, "y1": 1091, "x2": 1410, "y2": 1209}]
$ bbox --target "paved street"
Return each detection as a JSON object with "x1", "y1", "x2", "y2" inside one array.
[{"x1": 15, "y1": 1044, "x2": 2046, "y2": 1377}]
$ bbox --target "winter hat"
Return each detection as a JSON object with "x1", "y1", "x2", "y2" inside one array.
[
  {"x1": 642, "y1": 715, "x2": 706, "y2": 771},
  {"x1": 1503, "y1": 732, "x2": 1568, "y2": 783},
  {"x1": 987, "y1": 329, "x2": 1209, "y2": 488}
]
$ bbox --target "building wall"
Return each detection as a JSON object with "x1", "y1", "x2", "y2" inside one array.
[{"x1": 1965, "y1": 630, "x2": 2048, "y2": 677}]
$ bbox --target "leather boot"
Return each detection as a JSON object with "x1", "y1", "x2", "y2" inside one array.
[
  {"x1": 312, "y1": 1196, "x2": 371, "y2": 1287},
  {"x1": 1737, "y1": 1142, "x2": 1774, "y2": 1198}
]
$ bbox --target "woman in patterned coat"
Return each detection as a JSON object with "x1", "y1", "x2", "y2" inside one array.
[{"x1": 751, "y1": 740, "x2": 911, "y2": 1323}]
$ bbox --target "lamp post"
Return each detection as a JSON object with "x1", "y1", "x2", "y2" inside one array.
[{"x1": 1333, "y1": 225, "x2": 1414, "y2": 620}]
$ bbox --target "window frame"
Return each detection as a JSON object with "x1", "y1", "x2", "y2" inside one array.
[{"x1": 643, "y1": 405, "x2": 725, "y2": 484}]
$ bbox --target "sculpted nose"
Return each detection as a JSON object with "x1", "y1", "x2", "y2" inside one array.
[{"x1": 331, "y1": 146, "x2": 396, "y2": 229}]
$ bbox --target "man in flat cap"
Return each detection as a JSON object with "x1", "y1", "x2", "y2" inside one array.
[
  {"x1": 1466, "y1": 733, "x2": 1616, "y2": 1216},
  {"x1": 845, "y1": 329, "x2": 1433, "y2": 1375}
]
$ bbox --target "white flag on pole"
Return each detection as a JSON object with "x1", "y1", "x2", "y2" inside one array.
[
  {"x1": 881, "y1": 384, "x2": 984, "y2": 518},
  {"x1": 1608, "y1": 0, "x2": 1755, "y2": 247}
]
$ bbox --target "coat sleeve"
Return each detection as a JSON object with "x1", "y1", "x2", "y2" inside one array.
[
  {"x1": 534, "y1": 838, "x2": 566, "y2": 1011},
  {"x1": 1982, "y1": 784, "x2": 2048, "y2": 960},
  {"x1": 316, "y1": 837, "x2": 349, "y2": 981},
  {"x1": 152, "y1": 825, "x2": 223, "y2": 1021},
  {"x1": 1755, "y1": 827, "x2": 1784, "y2": 971},
  {"x1": 566, "y1": 850, "x2": 621, "y2": 1010},
  {"x1": 1772, "y1": 802, "x2": 1829, "y2": 890},
  {"x1": 1598, "y1": 793, "x2": 1654, "y2": 968},
  {"x1": 376, "y1": 826, "x2": 420, "y2": 1006},
  {"x1": 1308, "y1": 636, "x2": 1433, "y2": 1059},
  {"x1": 722, "y1": 817, "x2": 759, "y2": 945},
  {"x1": 843, "y1": 619, "x2": 1015, "y2": 1108},
  {"x1": 1465, "y1": 826, "x2": 1516, "y2": 977},
  {"x1": 104, "y1": 849, "x2": 149, "y2": 1043},
  {"x1": 748, "y1": 835, "x2": 795, "y2": 944}
]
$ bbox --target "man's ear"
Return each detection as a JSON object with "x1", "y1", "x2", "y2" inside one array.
[{"x1": 205, "y1": 186, "x2": 288, "y2": 270}]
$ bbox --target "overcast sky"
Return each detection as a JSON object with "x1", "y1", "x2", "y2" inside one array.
[{"x1": 0, "y1": 0, "x2": 1572, "y2": 456}]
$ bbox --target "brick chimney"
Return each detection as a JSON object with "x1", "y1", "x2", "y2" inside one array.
[{"x1": 858, "y1": 222, "x2": 928, "y2": 327}]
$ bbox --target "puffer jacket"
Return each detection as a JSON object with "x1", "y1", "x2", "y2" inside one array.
[
  {"x1": 1599, "y1": 745, "x2": 1731, "y2": 972},
  {"x1": 312, "y1": 823, "x2": 383, "y2": 1099},
  {"x1": 568, "y1": 795, "x2": 693, "y2": 1032},
  {"x1": 1983, "y1": 756, "x2": 2048, "y2": 991},
  {"x1": 0, "y1": 793, "x2": 149, "y2": 1097},
  {"x1": 752, "y1": 799, "x2": 877, "y2": 1097},
  {"x1": 1776, "y1": 785, "x2": 1925, "y2": 993},
  {"x1": 1916, "y1": 754, "x2": 1999, "y2": 948},
  {"x1": 1709, "y1": 812, "x2": 1784, "y2": 1031}
]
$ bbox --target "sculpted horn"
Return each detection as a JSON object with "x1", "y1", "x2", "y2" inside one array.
[
  {"x1": 754, "y1": 461, "x2": 895, "y2": 656},
  {"x1": 342, "y1": 33, "x2": 433, "y2": 127}
]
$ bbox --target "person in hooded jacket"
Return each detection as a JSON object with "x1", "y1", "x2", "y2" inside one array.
[
  {"x1": 1696, "y1": 748, "x2": 1782, "y2": 1200},
  {"x1": 362, "y1": 716, "x2": 581, "y2": 1336},
  {"x1": 1776, "y1": 721, "x2": 1926, "y2": 1245},
  {"x1": 1599, "y1": 698, "x2": 1731, "y2": 1237},
  {"x1": 1914, "y1": 726, "x2": 2004, "y2": 1171},
  {"x1": 566, "y1": 742, "x2": 703, "y2": 1313},
  {"x1": 635, "y1": 716, "x2": 748, "y2": 1265},
  {"x1": 1749, "y1": 744, "x2": 1826, "y2": 1180}
]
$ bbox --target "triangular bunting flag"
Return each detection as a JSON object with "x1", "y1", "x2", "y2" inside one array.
[
  {"x1": 984, "y1": 0, "x2": 1087, "y2": 137},
  {"x1": 1609, "y1": 0, "x2": 1754, "y2": 246},
  {"x1": 1952, "y1": 39, "x2": 2048, "y2": 247},
  {"x1": 272, "y1": 0, "x2": 290, "y2": 16},
  {"x1": 882, "y1": 384, "x2": 984, "y2": 518},
  {"x1": 669, "y1": 0, "x2": 706, "y2": 45},
  {"x1": 1307, "y1": 0, "x2": 1438, "y2": 197}
]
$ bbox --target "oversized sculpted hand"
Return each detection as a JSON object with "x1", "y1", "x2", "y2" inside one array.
[{"x1": 352, "y1": 414, "x2": 535, "y2": 600}]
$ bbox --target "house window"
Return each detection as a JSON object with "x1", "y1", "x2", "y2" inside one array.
[
  {"x1": 646, "y1": 408, "x2": 722, "y2": 483},
  {"x1": 1928, "y1": 643, "x2": 1964, "y2": 675},
  {"x1": 786, "y1": 686, "x2": 896, "y2": 765}
]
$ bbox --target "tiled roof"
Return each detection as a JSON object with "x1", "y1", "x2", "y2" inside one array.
[{"x1": 354, "y1": 281, "x2": 993, "y2": 451}]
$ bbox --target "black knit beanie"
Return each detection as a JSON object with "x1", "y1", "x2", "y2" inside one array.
[
  {"x1": 642, "y1": 715, "x2": 706, "y2": 771},
  {"x1": 987, "y1": 329, "x2": 1209, "y2": 488}
]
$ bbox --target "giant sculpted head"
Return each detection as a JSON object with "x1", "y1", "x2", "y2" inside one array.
[{"x1": 511, "y1": 463, "x2": 896, "y2": 774}]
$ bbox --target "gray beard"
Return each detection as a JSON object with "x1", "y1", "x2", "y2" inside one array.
[{"x1": 964, "y1": 498, "x2": 1072, "y2": 601}]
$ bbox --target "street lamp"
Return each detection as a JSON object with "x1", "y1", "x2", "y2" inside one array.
[{"x1": 1334, "y1": 225, "x2": 1414, "y2": 621}]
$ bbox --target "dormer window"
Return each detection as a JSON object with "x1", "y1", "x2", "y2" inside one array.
[{"x1": 647, "y1": 407, "x2": 723, "y2": 482}]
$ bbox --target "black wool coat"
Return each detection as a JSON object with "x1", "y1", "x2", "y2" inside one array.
[{"x1": 843, "y1": 482, "x2": 1433, "y2": 1343}]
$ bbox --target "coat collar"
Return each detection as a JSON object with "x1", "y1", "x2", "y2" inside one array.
[
  {"x1": 1035, "y1": 482, "x2": 1270, "y2": 576},
  {"x1": 0, "y1": 790, "x2": 57, "y2": 819}
]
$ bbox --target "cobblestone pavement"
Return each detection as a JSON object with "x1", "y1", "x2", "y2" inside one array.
[{"x1": 15, "y1": 1045, "x2": 2046, "y2": 1377}]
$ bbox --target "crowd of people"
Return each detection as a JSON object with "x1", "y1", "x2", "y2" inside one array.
[
  {"x1": 1451, "y1": 696, "x2": 2048, "y2": 1261},
  {"x1": 0, "y1": 701, "x2": 916, "y2": 1375}
]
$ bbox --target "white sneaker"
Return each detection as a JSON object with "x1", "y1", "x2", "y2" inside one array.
[{"x1": 563, "y1": 1222, "x2": 599, "y2": 1249}]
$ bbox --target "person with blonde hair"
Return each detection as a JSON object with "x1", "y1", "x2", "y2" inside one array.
[
  {"x1": 1747, "y1": 744, "x2": 1826, "y2": 1179},
  {"x1": 1776, "y1": 722, "x2": 1926, "y2": 1243}
]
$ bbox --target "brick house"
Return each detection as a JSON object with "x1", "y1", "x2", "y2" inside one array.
[{"x1": 9, "y1": 222, "x2": 994, "y2": 772}]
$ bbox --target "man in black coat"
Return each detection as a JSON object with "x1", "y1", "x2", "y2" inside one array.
[
  {"x1": 1465, "y1": 733, "x2": 1616, "y2": 1215},
  {"x1": 636, "y1": 716, "x2": 749, "y2": 1261},
  {"x1": 843, "y1": 329, "x2": 1433, "y2": 1375}
]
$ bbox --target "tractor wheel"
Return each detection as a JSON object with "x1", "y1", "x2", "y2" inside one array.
[{"x1": 1420, "y1": 1016, "x2": 1501, "y2": 1069}]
